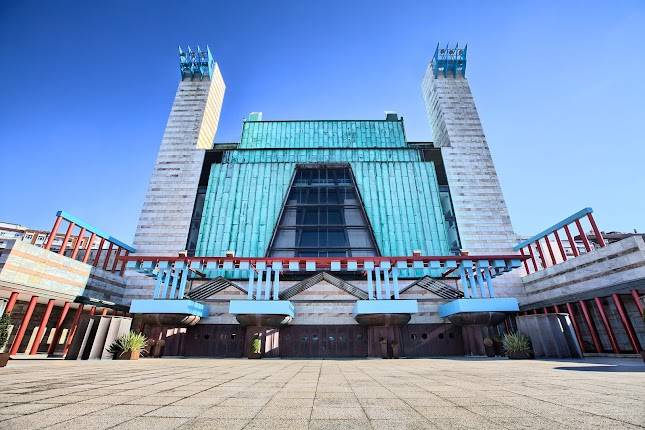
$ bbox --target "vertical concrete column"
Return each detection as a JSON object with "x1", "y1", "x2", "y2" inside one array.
[
  {"x1": 374, "y1": 268, "x2": 382, "y2": 299},
  {"x1": 58, "y1": 222, "x2": 75, "y2": 256},
  {"x1": 82, "y1": 232, "x2": 97, "y2": 263},
  {"x1": 44, "y1": 216, "x2": 62, "y2": 250},
  {"x1": 70, "y1": 227, "x2": 86, "y2": 260},
  {"x1": 9, "y1": 295, "x2": 38, "y2": 355},
  {"x1": 47, "y1": 302, "x2": 71, "y2": 356},
  {"x1": 29, "y1": 299, "x2": 55, "y2": 355},
  {"x1": 3, "y1": 291, "x2": 19, "y2": 315},
  {"x1": 248, "y1": 269, "x2": 255, "y2": 300}
]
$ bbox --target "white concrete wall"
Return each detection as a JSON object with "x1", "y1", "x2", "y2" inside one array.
[
  {"x1": 126, "y1": 68, "x2": 225, "y2": 302},
  {"x1": 422, "y1": 64, "x2": 523, "y2": 298}
]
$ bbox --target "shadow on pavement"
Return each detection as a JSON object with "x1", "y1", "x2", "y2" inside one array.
[{"x1": 555, "y1": 365, "x2": 645, "y2": 372}]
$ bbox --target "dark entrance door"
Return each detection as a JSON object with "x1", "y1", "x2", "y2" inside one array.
[
  {"x1": 280, "y1": 325, "x2": 368, "y2": 358},
  {"x1": 183, "y1": 325, "x2": 245, "y2": 357},
  {"x1": 401, "y1": 324, "x2": 464, "y2": 356}
]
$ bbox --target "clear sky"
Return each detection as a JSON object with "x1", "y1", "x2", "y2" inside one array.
[{"x1": 1, "y1": 1, "x2": 644, "y2": 244}]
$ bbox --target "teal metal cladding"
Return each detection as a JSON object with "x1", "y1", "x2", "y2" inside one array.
[
  {"x1": 239, "y1": 120, "x2": 406, "y2": 149},
  {"x1": 195, "y1": 120, "x2": 451, "y2": 258}
]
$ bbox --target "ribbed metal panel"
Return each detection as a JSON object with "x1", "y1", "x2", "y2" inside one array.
[
  {"x1": 351, "y1": 162, "x2": 450, "y2": 256},
  {"x1": 223, "y1": 148, "x2": 420, "y2": 163},
  {"x1": 239, "y1": 120, "x2": 406, "y2": 149},
  {"x1": 400, "y1": 276, "x2": 463, "y2": 299},
  {"x1": 196, "y1": 162, "x2": 295, "y2": 256}
]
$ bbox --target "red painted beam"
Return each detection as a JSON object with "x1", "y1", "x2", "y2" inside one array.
[
  {"x1": 44, "y1": 216, "x2": 62, "y2": 250},
  {"x1": 593, "y1": 297, "x2": 620, "y2": 354},
  {"x1": 579, "y1": 300, "x2": 603, "y2": 353},
  {"x1": 575, "y1": 219, "x2": 592, "y2": 253},
  {"x1": 519, "y1": 248, "x2": 530, "y2": 274},
  {"x1": 47, "y1": 302, "x2": 71, "y2": 356},
  {"x1": 631, "y1": 289, "x2": 643, "y2": 316},
  {"x1": 111, "y1": 247, "x2": 121, "y2": 272},
  {"x1": 4, "y1": 291, "x2": 19, "y2": 315},
  {"x1": 543, "y1": 307, "x2": 549, "y2": 314},
  {"x1": 587, "y1": 213, "x2": 606, "y2": 247},
  {"x1": 554, "y1": 304, "x2": 562, "y2": 313},
  {"x1": 544, "y1": 235, "x2": 557, "y2": 266},
  {"x1": 102, "y1": 243, "x2": 114, "y2": 271},
  {"x1": 63, "y1": 305, "x2": 84, "y2": 355},
  {"x1": 527, "y1": 246, "x2": 539, "y2": 272},
  {"x1": 119, "y1": 250, "x2": 129, "y2": 276},
  {"x1": 9, "y1": 295, "x2": 38, "y2": 355},
  {"x1": 564, "y1": 225, "x2": 579, "y2": 257},
  {"x1": 565, "y1": 302, "x2": 586, "y2": 353},
  {"x1": 535, "y1": 240, "x2": 547, "y2": 269},
  {"x1": 70, "y1": 227, "x2": 86, "y2": 260},
  {"x1": 553, "y1": 230, "x2": 567, "y2": 262},
  {"x1": 82, "y1": 232, "x2": 96, "y2": 264},
  {"x1": 612, "y1": 293, "x2": 642, "y2": 353},
  {"x1": 101, "y1": 308, "x2": 108, "y2": 316},
  {"x1": 29, "y1": 299, "x2": 56, "y2": 355},
  {"x1": 89, "y1": 306, "x2": 96, "y2": 316},
  {"x1": 93, "y1": 237, "x2": 105, "y2": 267}
]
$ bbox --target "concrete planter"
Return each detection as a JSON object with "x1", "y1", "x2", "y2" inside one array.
[
  {"x1": 117, "y1": 350, "x2": 140, "y2": 360},
  {"x1": 0, "y1": 352, "x2": 9, "y2": 367},
  {"x1": 507, "y1": 351, "x2": 531, "y2": 360}
]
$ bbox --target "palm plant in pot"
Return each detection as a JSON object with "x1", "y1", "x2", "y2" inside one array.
[
  {"x1": 107, "y1": 331, "x2": 148, "y2": 360},
  {"x1": 502, "y1": 332, "x2": 532, "y2": 359},
  {"x1": 0, "y1": 313, "x2": 11, "y2": 367},
  {"x1": 249, "y1": 336, "x2": 262, "y2": 359}
]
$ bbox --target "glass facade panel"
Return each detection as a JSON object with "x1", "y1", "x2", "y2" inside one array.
[{"x1": 269, "y1": 166, "x2": 378, "y2": 257}]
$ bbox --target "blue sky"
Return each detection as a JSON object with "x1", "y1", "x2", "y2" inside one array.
[{"x1": 1, "y1": 1, "x2": 644, "y2": 243}]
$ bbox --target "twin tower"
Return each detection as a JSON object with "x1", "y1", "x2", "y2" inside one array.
[{"x1": 128, "y1": 44, "x2": 518, "y2": 299}]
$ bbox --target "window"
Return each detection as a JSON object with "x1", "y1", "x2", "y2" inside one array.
[{"x1": 268, "y1": 165, "x2": 379, "y2": 257}]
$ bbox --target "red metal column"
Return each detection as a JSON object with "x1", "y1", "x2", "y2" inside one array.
[
  {"x1": 58, "y1": 222, "x2": 75, "y2": 256},
  {"x1": 101, "y1": 308, "x2": 108, "y2": 316},
  {"x1": 587, "y1": 213, "x2": 606, "y2": 247},
  {"x1": 575, "y1": 219, "x2": 592, "y2": 252},
  {"x1": 47, "y1": 302, "x2": 71, "y2": 356},
  {"x1": 564, "y1": 225, "x2": 579, "y2": 257},
  {"x1": 543, "y1": 307, "x2": 549, "y2": 314},
  {"x1": 9, "y1": 295, "x2": 38, "y2": 355},
  {"x1": 89, "y1": 306, "x2": 96, "y2": 316},
  {"x1": 593, "y1": 297, "x2": 620, "y2": 353},
  {"x1": 535, "y1": 240, "x2": 547, "y2": 269},
  {"x1": 119, "y1": 250, "x2": 130, "y2": 276},
  {"x1": 532, "y1": 309, "x2": 538, "y2": 315},
  {"x1": 527, "y1": 245, "x2": 539, "y2": 272},
  {"x1": 565, "y1": 302, "x2": 586, "y2": 353},
  {"x1": 111, "y1": 247, "x2": 121, "y2": 272},
  {"x1": 28, "y1": 299, "x2": 56, "y2": 355},
  {"x1": 631, "y1": 289, "x2": 643, "y2": 315},
  {"x1": 44, "y1": 216, "x2": 62, "y2": 250},
  {"x1": 554, "y1": 304, "x2": 562, "y2": 313},
  {"x1": 519, "y1": 248, "x2": 530, "y2": 274},
  {"x1": 70, "y1": 227, "x2": 86, "y2": 260},
  {"x1": 63, "y1": 305, "x2": 84, "y2": 355},
  {"x1": 544, "y1": 235, "x2": 557, "y2": 266},
  {"x1": 553, "y1": 230, "x2": 568, "y2": 262},
  {"x1": 102, "y1": 243, "x2": 114, "y2": 270},
  {"x1": 611, "y1": 293, "x2": 642, "y2": 353},
  {"x1": 93, "y1": 237, "x2": 105, "y2": 267},
  {"x1": 4, "y1": 291, "x2": 19, "y2": 315},
  {"x1": 579, "y1": 300, "x2": 602, "y2": 353},
  {"x1": 82, "y1": 232, "x2": 96, "y2": 264}
]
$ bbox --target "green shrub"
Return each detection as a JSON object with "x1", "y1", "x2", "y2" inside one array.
[
  {"x1": 0, "y1": 313, "x2": 11, "y2": 352},
  {"x1": 108, "y1": 331, "x2": 148, "y2": 357},
  {"x1": 250, "y1": 337, "x2": 261, "y2": 354},
  {"x1": 502, "y1": 332, "x2": 531, "y2": 354}
]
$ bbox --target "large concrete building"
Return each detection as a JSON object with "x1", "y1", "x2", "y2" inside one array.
[{"x1": 1, "y1": 44, "x2": 642, "y2": 360}]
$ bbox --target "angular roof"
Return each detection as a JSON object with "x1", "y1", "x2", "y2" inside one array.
[
  {"x1": 186, "y1": 276, "x2": 246, "y2": 300},
  {"x1": 279, "y1": 272, "x2": 368, "y2": 300},
  {"x1": 399, "y1": 276, "x2": 463, "y2": 299}
]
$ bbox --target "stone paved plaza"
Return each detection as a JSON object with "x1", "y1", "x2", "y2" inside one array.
[{"x1": 0, "y1": 358, "x2": 643, "y2": 429}]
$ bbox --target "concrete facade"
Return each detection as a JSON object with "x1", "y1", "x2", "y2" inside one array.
[
  {"x1": 127, "y1": 66, "x2": 225, "y2": 301},
  {"x1": 422, "y1": 63, "x2": 523, "y2": 298}
]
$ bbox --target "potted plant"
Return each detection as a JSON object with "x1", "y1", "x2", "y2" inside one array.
[
  {"x1": 0, "y1": 313, "x2": 11, "y2": 367},
  {"x1": 502, "y1": 332, "x2": 532, "y2": 359},
  {"x1": 483, "y1": 337, "x2": 495, "y2": 357},
  {"x1": 249, "y1": 336, "x2": 262, "y2": 359},
  {"x1": 107, "y1": 331, "x2": 148, "y2": 360}
]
